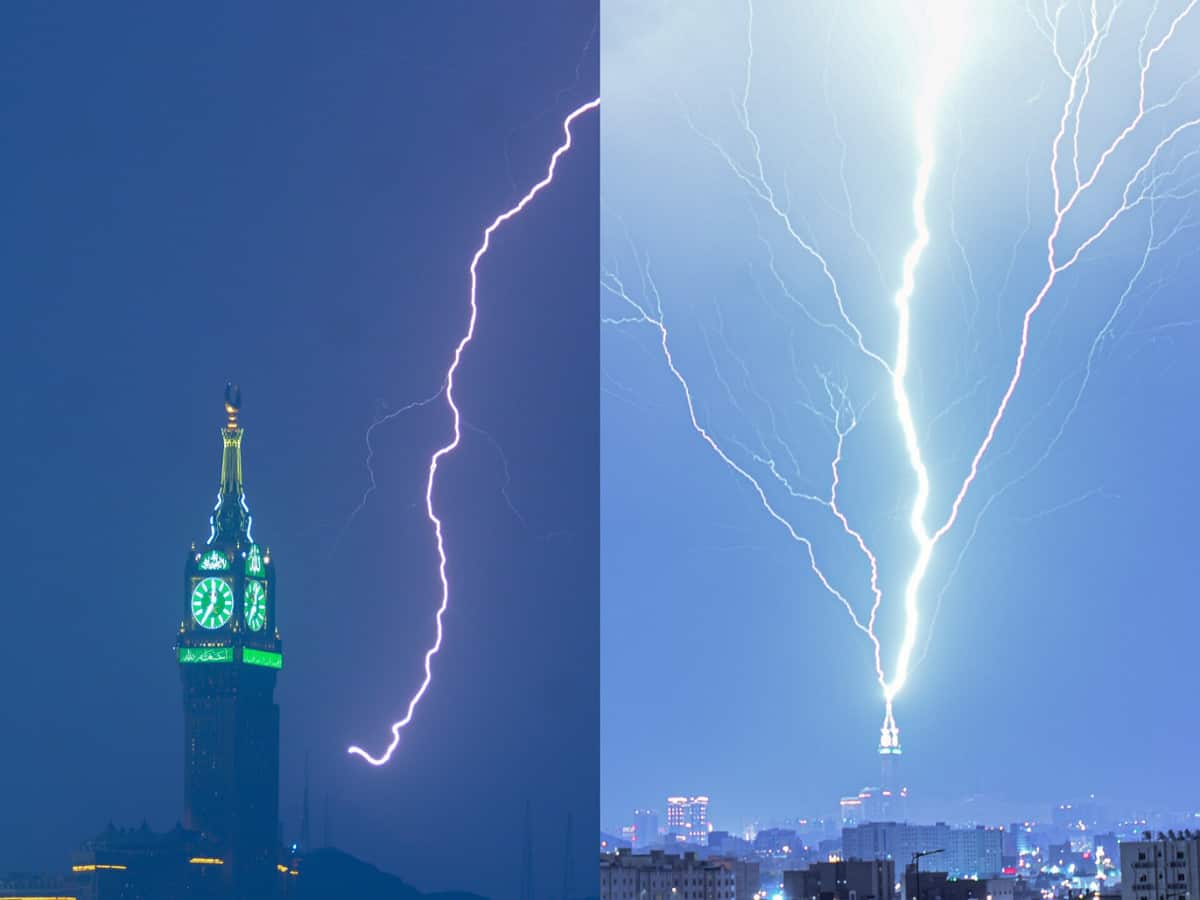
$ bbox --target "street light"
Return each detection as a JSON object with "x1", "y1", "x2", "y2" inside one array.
[{"x1": 912, "y1": 848, "x2": 946, "y2": 900}]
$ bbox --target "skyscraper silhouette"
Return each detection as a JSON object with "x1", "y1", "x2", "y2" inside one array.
[{"x1": 178, "y1": 385, "x2": 283, "y2": 898}]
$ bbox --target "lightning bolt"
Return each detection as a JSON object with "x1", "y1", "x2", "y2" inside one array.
[
  {"x1": 877, "y1": 1, "x2": 966, "y2": 741},
  {"x1": 602, "y1": 267, "x2": 881, "y2": 649},
  {"x1": 349, "y1": 97, "x2": 599, "y2": 766},
  {"x1": 336, "y1": 387, "x2": 446, "y2": 550},
  {"x1": 857, "y1": 0, "x2": 1200, "y2": 740},
  {"x1": 605, "y1": 0, "x2": 1200, "y2": 752}
]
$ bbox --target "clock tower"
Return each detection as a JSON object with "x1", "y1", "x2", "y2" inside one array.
[{"x1": 178, "y1": 384, "x2": 282, "y2": 898}]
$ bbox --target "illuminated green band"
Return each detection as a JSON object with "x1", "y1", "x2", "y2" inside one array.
[
  {"x1": 179, "y1": 646, "x2": 233, "y2": 664},
  {"x1": 242, "y1": 648, "x2": 282, "y2": 669}
]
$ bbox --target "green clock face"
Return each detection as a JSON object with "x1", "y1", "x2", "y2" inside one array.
[
  {"x1": 244, "y1": 580, "x2": 267, "y2": 632},
  {"x1": 191, "y1": 577, "x2": 235, "y2": 630}
]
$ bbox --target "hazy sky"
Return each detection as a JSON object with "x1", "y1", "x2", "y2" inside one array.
[
  {"x1": 601, "y1": 0, "x2": 1200, "y2": 834},
  {"x1": 0, "y1": 4, "x2": 597, "y2": 898}
]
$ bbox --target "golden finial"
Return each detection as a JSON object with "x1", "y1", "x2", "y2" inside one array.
[{"x1": 224, "y1": 382, "x2": 242, "y2": 430}]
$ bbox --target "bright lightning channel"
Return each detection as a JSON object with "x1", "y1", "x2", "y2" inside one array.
[
  {"x1": 887, "y1": 0, "x2": 1196, "y2": 741},
  {"x1": 846, "y1": 0, "x2": 1200, "y2": 743},
  {"x1": 349, "y1": 97, "x2": 600, "y2": 766},
  {"x1": 606, "y1": 0, "x2": 1200, "y2": 751},
  {"x1": 879, "y1": 0, "x2": 967, "y2": 744}
]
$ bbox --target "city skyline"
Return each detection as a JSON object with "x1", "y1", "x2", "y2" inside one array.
[{"x1": 601, "y1": 793, "x2": 1200, "y2": 900}]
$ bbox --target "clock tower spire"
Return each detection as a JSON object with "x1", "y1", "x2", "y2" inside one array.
[
  {"x1": 210, "y1": 382, "x2": 253, "y2": 546},
  {"x1": 178, "y1": 385, "x2": 283, "y2": 899}
]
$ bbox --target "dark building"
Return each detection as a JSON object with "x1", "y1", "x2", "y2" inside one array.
[
  {"x1": 709, "y1": 831, "x2": 754, "y2": 858},
  {"x1": 731, "y1": 859, "x2": 763, "y2": 900},
  {"x1": 68, "y1": 822, "x2": 228, "y2": 900},
  {"x1": 0, "y1": 871, "x2": 80, "y2": 899},
  {"x1": 633, "y1": 809, "x2": 661, "y2": 849},
  {"x1": 756, "y1": 829, "x2": 800, "y2": 857},
  {"x1": 783, "y1": 859, "x2": 895, "y2": 900},
  {"x1": 177, "y1": 386, "x2": 284, "y2": 898},
  {"x1": 902, "y1": 864, "x2": 1006, "y2": 900},
  {"x1": 601, "y1": 850, "x2": 735, "y2": 900}
]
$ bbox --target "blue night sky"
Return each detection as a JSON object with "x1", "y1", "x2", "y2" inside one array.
[
  {"x1": 0, "y1": 4, "x2": 596, "y2": 899},
  {"x1": 601, "y1": 0, "x2": 1200, "y2": 835}
]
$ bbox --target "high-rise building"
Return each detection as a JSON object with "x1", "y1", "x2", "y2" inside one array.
[
  {"x1": 841, "y1": 795, "x2": 865, "y2": 827},
  {"x1": 783, "y1": 858, "x2": 895, "y2": 900},
  {"x1": 878, "y1": 722, "x2": 901, "y2": 794},
  {"x1": 667, "y1": 797, "x2": 711, "y2": 845},
  {"x1": 840, "y1": 730, "x2": 908, "y2": 826},
  {"x1": 1121, "y1": 832, "x2": 1200, "y2": 900},
  {"x1": 842, "y1": 823, "x2": 1003, "y2": 883},
  {"x1": 177, "y1": 386, "x2": 283, "y2": 898},
  {"x1": 633, "y1": 809, "x2": 661, "y2": 848}
]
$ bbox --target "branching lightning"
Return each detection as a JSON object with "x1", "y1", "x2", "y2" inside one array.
[
  {"x1": 337, "y1": 388, "x2": 446, "y2": 548},
  {"x1": 349, "y1": 97, "x2": 599, "y2": 766},
  {"x1": 605, "y1": 0, "x2": 1200, "y2": 749}
]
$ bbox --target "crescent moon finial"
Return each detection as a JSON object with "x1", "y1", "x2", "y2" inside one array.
[{"x1": 224, "y1": 382, "x2": 242, "y2": 428}]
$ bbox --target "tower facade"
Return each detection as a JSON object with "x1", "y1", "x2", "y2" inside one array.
[
  {"x1": 178, "y1": 385, "x2": 282, "y2": 898},
  {"x1": 877, "y1": 720, "x2": 908, "y2": 820}
]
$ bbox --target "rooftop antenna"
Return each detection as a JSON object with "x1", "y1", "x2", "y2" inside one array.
[
  {"x1": 520, "y1": 800, "x2": 535, "y2": 900},
  {"x1": 299, "y1": 752, "x2": 311, "y2": 850},
  {"x1": 562, "y1": 811, "x2": 575, "y2": 900},
  {"x1": 323, "y1": 793, "x2": 332, "y2": 848}
]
